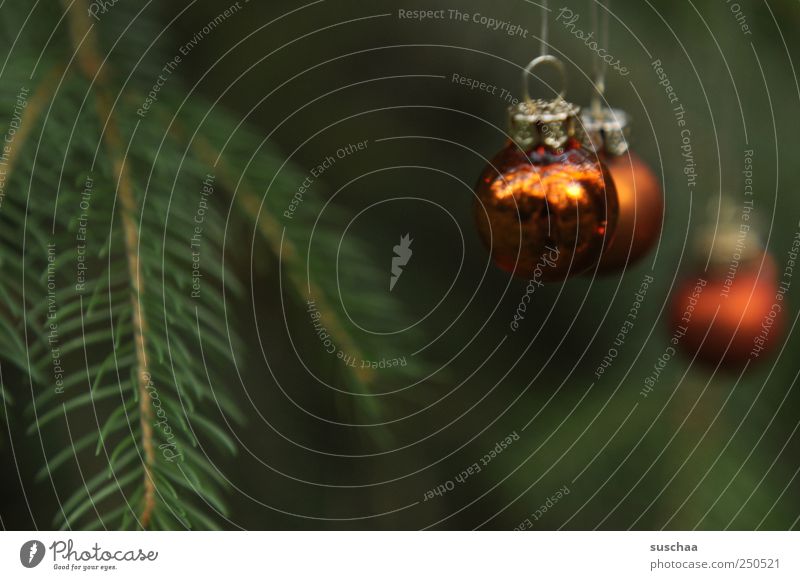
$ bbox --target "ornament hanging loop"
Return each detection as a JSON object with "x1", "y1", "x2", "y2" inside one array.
[
  {"x1": 522, "y1": 54, "x2": 567, "y2": 103},
  {"x1": 510, "y1": 55, "x2": 584, "y2": 150}
]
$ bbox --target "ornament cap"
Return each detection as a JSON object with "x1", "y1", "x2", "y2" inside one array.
[
  {"x1": 699, "y1": 197, "x2": 767, "y2": 269},
  {"x1": 508, "y1": 98, "x2": 587, "y2": 150},
  {"x1": 511, "y1": 54, "x2": 587, "y2": 150},
  {"x1": 582, "y1": 107, "x2": 631, "y2": 157},
  {"x1": 700, "y1": 222, "x2": 765, "y2": 269}
]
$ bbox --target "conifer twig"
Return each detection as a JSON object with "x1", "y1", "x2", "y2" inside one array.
[
  {"x1": 2, "y1": 67, "x2": 62, "y2": 181},
  {"x1": 63, "y1": 0, "x2": 156, "y2": 528},
  {"x1": 186, "y1": 133, "x2": 375, "y2": 386}
]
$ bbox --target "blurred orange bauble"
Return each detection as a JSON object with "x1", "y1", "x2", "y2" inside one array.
[
  {"x1": 669, "y1": 253, "x2": 784, "y2": 367},
  {"x1": 596, "y1": 151, "x2": 663, "y2": 273}
]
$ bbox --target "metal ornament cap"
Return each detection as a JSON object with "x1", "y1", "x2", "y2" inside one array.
[
  {"x1": 510, "y1": 54, "x2": 588, "y2": 150},
  {"x1": 508, "y1": 98, "x2": 587, "y2": 150},
  {"x1": 695, "y1": 196, "x2": 767, "y2": 271},
  {"x1": 699, "y1": 222, "x2": 765, "y2": 270},
  {"x1": 581, "y1": 107, "x2": 631, "y2": 157}
]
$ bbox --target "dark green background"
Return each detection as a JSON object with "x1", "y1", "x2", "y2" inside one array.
[{"x1": 2, "y1": 0, "x2": 799, "y2": 530}]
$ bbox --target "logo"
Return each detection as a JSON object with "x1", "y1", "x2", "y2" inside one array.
[
  {"x1": 20, "y1": 540, "x2": 46, "y2": 568},
  {"x1": 390, "y1": 234, "x2": 413, "y2": 291}
]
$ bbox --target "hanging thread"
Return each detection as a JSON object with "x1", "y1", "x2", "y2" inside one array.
[
  {"x1": 591, "y1": 0, "x2": 610, "y2": 118},
  {"x1": 522, "y1": 0, "x2": 568, "y2": 103},
  {"x1": 540, "y1": 0, "x2": 549, "y2": 56}
]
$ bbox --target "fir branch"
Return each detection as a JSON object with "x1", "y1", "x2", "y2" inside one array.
[
  {"x1": 62, "y1": 0, "x2": 156, "y2": 528},
  {"x1": 188, "y1": 134, "x2": 374, "y2": 386},
  {"x1": 0, "y1": 0, "x2": 432, "y2": 532},
  {"x1": 0, "y1": 65, "x2": 61, "y2": 403},
  {"x1": 1, "y1": 66, "x2": 61, "y2": 179}
]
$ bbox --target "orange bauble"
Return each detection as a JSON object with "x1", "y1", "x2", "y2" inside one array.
[
  {"x1": 475, "y1": 141, "x2": 618, "y2": 281},
  {"x1": 581, "y1": 108, "x2": 664, "y2": 274},
  {"x1": 669, "y1": 253, "x2": 784, "y2": 367},
  {"x1": 596, "y1": 152, "x2": 663, "y2": 272}
]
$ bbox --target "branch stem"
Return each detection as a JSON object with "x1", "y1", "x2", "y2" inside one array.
[{"x1": 63, "y1": 0, "x2": 156, "y2": 529}]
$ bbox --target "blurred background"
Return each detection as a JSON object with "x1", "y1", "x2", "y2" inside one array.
[{"x1": 1, "y1": 0, "x2": 799, "y2": 530}]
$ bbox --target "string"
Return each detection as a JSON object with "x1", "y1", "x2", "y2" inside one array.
[
  {"x1": 540, "y1": 0, "x2": 549, "y2": 56},
  {"x1": 523, "y1": 0, "x2": 567, "y2": 103},
  {"x1": 591, "y1": 0, "x2": 610, "y2": 118}
]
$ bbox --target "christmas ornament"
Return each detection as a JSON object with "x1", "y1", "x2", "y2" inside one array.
[
  {"x1": 579, "y1": 0, "x2": 663, "y2": 275},
  {"x1": 582, "y1": 108, "x2": 664, "y2": 273},
  {"x1": 474, "y1": 55, "x2": 619, "y2": 281},
  {"x1": 670, "y1": 213, "x2": 785, "y2": 367}
]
